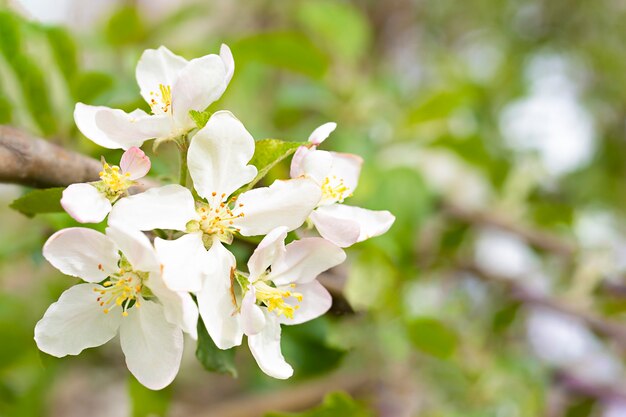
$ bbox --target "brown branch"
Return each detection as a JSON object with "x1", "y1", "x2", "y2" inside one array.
[{"x1": 0, "y1": 125, "x2": 101, "y2": 187}]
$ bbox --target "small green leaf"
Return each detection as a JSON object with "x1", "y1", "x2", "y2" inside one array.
[
  {"x1": 237, "y1": 139, "x2": 305, "y2": 194},
  {"x1": 196, "y1": 317, "x2": 237, "y2": 377},
  {"x1": 10, "y1": 188, "x2": 65, "y2": 218},
  {"x1": 189, "y1": 109, "x2": 211, "y2": 129},
  {"x1": 345, "y1": 249, "x2": 396, "y2": 311},
  {"x1": 233, "y1": 32, "x2": 329, "y2": 79},
  {"x1": 265, "y1": 392, "x2": 373, "y2": 417},
  {"x1": 0, "y1": 11, "x2": 21, "y2": 61},
  {"x1": 406, "y1": 317, "x2": 458, "y2": 359},
  {"x1": 128, "y1": 375, "x2": 171, "y2": 416},
  {"x1": 45, "y1": 27, "x2": 78, "y2": 81}
]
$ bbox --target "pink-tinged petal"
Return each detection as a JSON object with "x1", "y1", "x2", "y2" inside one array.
[
  {"x1": 327, "y1": 152, "x2": 363, "y2": 194},
  {"x1": 270, "y1": 238, "x2": 346, "y2": 286},
  {"x1": 171, "y1": 55, "x2": 229, "y2": 128},
  {"x1": 34, "y1": 283, "x2": 122, "y2": 357},
  {"x1": 120, "y1": 147, "x2": 151, "y2": 180},
  {"x1": 105, "y1": 226, "x2": 160, "y2": 273},
  {"x1": 241, "y1": 288, "x2": 266, "y2": 336},
  {"x1": 120, "y1": 300, "x2": 183, "y2": 390},
  {"x1": 278, "y1": 281, "x2": 332, "y2": 326},
  {"x1": 309, "y1": 207, "x2": 360, "y2": 248},
  {"x1": 308, "y1": 122, "x2": 336, "y2": 145},
  {"x1": 289, "y1": 146, "x2": 311, "y2": 179},
  {"x1": 94, "y1": 108, "x2": 172, "y2": 149},
  {"x1": 61, "y1": 183, "x2": 112, "y2": 224},
  {"x1": 154, "y1": 232, "x2": 206, "y2": 292},
  {"x1": 220, "y1": 44, "x2": 235, "y2": 85},
  {"x1": 43, "y1": 228, "x2": 119, "y2": 282},
  {"x1": 233, "y1": 178, "x2": 321, "y2": 236},
  {"x1": 247, "y1": 312, "x2": 293, "y2": 379},
  {"x1": 300, "y1": 149, "x2": 333, "y2": 185},
  {"x1": 109, "y1": 185, "x2": 197, "y2": 232},
  {"x1": 136, "y1": 46, "x2": 188, "y2": 105},
  {"x1": 197, "y1": 238, "x2": 243, "y2": 350},
  {"x1": 313, "y1": 204, "x2": 395, "y2": 244},
  {"x1": 247, "y1": 227, "x2": 288, "y2": 281},
  {"x1": 147, "y1": 275, "x2": 199, "y2": 340},
  {"x1": 188, "y1": 111, "x2": 257, "y2": 200}
]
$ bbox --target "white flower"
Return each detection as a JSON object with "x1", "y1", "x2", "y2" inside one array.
[
  {"x1": 290, "y1": 123, "x2": 396, "y2": 247},
  {"x1": 74, "y1": 45, "x2": 234, "y2": 150},
  {"x1": 109, "y1": 111, "x2": 322, "y2": 293},
  {"x1": 61, "y1": 147, "x2": 151, "y2": 223},
  {"x1": 203, "y1": 227, "x2": 346, "y2": 379},
  {"x1": 35, "y1": 226, "x2": 198, "y2": 390}
]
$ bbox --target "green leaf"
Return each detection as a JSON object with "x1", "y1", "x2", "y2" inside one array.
[
  {"x1": 45, "y1": 27, "x2": 78, "y2": 81},
  {"x1": 189, "y1": 109, "x2": 211, "y2": 129},
  {"x1": 406, "y1": 318, "x2": 458, "y2": 359},
  {"x1": 233, "y1": 32, "x2": 329, "y2": 79},
  {"x1": 265, "y1": 392, "x2": 373, "y2": 417},
  {"x1": 9, "y1": 188, "x2": 65, "y2": 218},
  {"x1": 196, "y1": 317, "x2": 237, "y2": 377},
  {"x1": 0, "y1": 11, "x2": 21, "y2": 61},
  {"x1": 128, "y1": 375, "x2": 171, "y2": 417},
  {"x1": 297, "y1": 1, "x2": 371, "y2": 63},
  {"x1": 345, "y1": 249, "x2": 396, "y2": 311},
  {"x1": 71, "y1": 71, "x2": 114, "y2": 102},
  {"x1": 105, "y1": 6, "x2": 145, "y2": 46},
  {"x1": 237, "y1": 139, "x2": 305, "y2": 194}
]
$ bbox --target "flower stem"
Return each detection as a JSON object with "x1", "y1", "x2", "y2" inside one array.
[{"x1": 177, "y1": 135, "x2": 190, "y2": 187}]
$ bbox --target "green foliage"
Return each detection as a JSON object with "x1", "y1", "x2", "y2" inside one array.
[
  {"x1": 128, "y1": 376, "x2": 171, "y2": 417},
  {"x1": 45, "y1": 27, "x2": 78, "y2": 81},
  {"x1": 196, "y1": 317, "x2": 237, "y2": 377},
  {"x1": 345, "y1": 249, "x2": 396, "y2": 311},
  {"x1": 10, "y1": 188, "x2": 65, "y2": 217},
  {"x1": 237, "y1": 139, "x2": 305, "y2": 193},
  {"x1": 297, "y1": 1, "x2": 371, "y2": 62},
  {"x1": 105, "y1": 6, "x2": 145, "y2": 46},
  {"x1": 71, "y1": 71, "x2": 114, "y2": 103},
  {"x1": 189, "y1": 109, "x2": 211, "y2": 129},
  {"x1": 406, "y1": 318, "x2": 459, "y2": 359},
  {"x1": 265, "y1": 392, "x2": 373, "y2": 417},
  {"x1": 0, "y1": 10, "x2": 20, "y2": 60},
  {"x1": 234, "y1": 32, "x2": 329, "y2": 79}
]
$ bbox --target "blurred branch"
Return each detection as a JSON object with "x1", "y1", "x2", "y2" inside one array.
[
  {"x1": 0, "y1": 125, "x2": 101, "y2": 187},
  {"x1": 442, "y1": 202, "x2": 577, "y2": 258}
]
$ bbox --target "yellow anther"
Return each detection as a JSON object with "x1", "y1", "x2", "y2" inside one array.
[{"x1": 320, "y1": 176, "x2": 351, "y2": 204}]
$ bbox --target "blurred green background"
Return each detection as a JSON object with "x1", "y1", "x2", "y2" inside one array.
[{"x1": 2, "y1": 0, "x2": 626, "y2": 416}]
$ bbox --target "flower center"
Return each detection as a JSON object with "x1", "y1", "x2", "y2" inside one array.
[
  {"x1": 149, "y1": 84, "x2": 172, "y2": 115},
  {"x1": 93, "y1": 257, "x2": 149, "y2": 317},
  {"x1": 253, "y1": 281, "x2": 302, "y2": 320},
  {"x1": 98, "y1": 162, "x2": 132, "y2": 200},
  {"x1": 188, "y1": 195, "x2": 245, "y2": 245},
  {"x1": 320, "y1": 175, "x2": 351, "y2": 205}
]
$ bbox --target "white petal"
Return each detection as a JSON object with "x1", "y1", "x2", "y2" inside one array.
[
  {"x1": 241, "y1": 288, "x2": 266, "y2": 336},
  {"x1": 136, "y1": 46, "x2": 188, "y2": 105},
  {"x1": 120, "y1": 300, "x2": 183, "y2": 390},
  {"x1": 61, "y1": 183, "x2": 112, "y2": 224},
  {"x1": 74, "y1": 103, "x2": 130, "y2": 149},
  {"x1": 289, "y1": 146, "x2": 310, "y2": 179},
  {"x1": 314, "y1": 204, "x2": 395, "y2": 243},
  {"x1": 109, "y1": 185, "x2": 197, "y2": 231},
  {"x1": 105, "y1": 226, "x2": 160, "y2": 273},
  {"x1": 34, "y1": 283, "x2": 121, "y2": 357},
  {"x1": 120, "y1": 147, "x2": 151, "y2": 180},
  {"x1": 247, "y1": 312, "x2": 293, "y2": 379},
  {"x1": 220, "y1": 44, "x2": 235, "y2": 85},
  {"x1": 270, "y1": 238, "x2": 346, "y2": 286},
  {"x1": 300, "y1": 149, "x2": 333, "y2": 184},
  {"x1": 94, "y1": 108, "x2": 172, "y2": 149},
  {"x1": 187, "y1": 111, "x2": 257, "y2": 200},
  {"x1": 308, "y1": 122, "x2": 336, "y2": 145},
  {"x1": 233, "y1": 178, "x2": 321, "y2": 236},
  {"x1": 171, "y1": 55, "x2": 228, "y2": 128},
  {"x1": 309, "y1": 208, "x2": 360, "y2": 248},
  {"x1": 154, "y1": 232, "x2": 206, "y2": 292},
  {"x1": 247, "y1": 227, "x2": 287, "y2": 281},
  {"x1": 147, "y1": 275, "x2": 199, "y2": 340},
  {"x1": 197, "y1": 239, "x2": 243, "y2": 350},
  {"x1": 43, "y1": 228, "x2": 119, "y2": 282},
  {"x1": 327, "y1": 152, "x2": 363, "y2": 194},
  {"x1": 278, "y1": 281, "x2": 332, "y2": 326}
]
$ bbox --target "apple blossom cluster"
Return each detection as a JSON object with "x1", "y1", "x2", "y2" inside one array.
[{"x1": 34, "y1": 45, "x2": 395, "y2": 390}]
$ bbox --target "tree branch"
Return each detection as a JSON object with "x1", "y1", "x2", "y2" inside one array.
[{"x1": 0, "y1": 125, "x2": 101, "y2": 187}]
